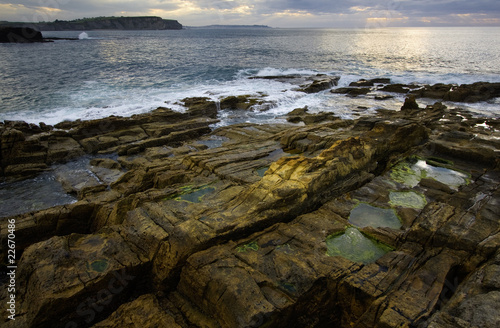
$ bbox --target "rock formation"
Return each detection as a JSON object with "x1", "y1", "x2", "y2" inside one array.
[
  {"x1": 0, "y1": 27, "x2": 43, "y2": 43},
  {"x1": 1, "y1": 83, "x2": 499, "y2": 328}
]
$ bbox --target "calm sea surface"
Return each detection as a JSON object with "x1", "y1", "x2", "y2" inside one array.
[{"x1": 1, "y1": 27, "x2": 499, "y2": 125}]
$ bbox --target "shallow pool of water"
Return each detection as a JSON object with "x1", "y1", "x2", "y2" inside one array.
[
  {"x1": 389, "y1": 191, "x2": 427, "y2": 209},
  {"x1": 413, "y1": 160, "x2": 469, "y2": 189},
  {"x1": 390, "y1": 158, "x2": 469, "y2": 190},
  {"x1": 255, "y1": 166, "x2": 269, "y2": 177},
  {"x1": 0, "y1": 173, "x2": 77, "y2": 218},
  {"x1": 348, "y1": 203, "x2": 402, "y2": 229},
  {"x1": 197, "y1": 135, "x2": 229, "y2": 149},
  {"x1": 177, "y1": 186, "x2": 216, "y2": 203},
  {"x1": 326, "y1": 227, "x2": 392, "y2": 264}
]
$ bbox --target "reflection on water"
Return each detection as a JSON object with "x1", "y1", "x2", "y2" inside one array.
[
  {"x1": 350, "y1": 27, "x2": 500, "y2": 77},
  {"x1": 390, "y1": 158, "x2": 469, "y2": 190},
  {"x1": 1, "y1": 28, "x2": 498, "y2": 125},
  {"x1": 348, "y1": 203, "x2": 402, "y2": 229}
]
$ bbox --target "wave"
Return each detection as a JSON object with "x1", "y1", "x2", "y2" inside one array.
[{"x1": 3, "y1": 67, "x2": 499, "y2": 126}]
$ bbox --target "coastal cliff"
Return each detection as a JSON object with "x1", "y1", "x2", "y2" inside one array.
[{"x1": 1, "y1": 16, "x2": 182, "y2": 31}]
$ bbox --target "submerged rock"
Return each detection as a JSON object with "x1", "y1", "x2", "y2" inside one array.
[
  {"x1": 348, "y1": 203, "x2": 402, "y2": 229},
  {"x1": 326, "y1": 227, "x2": 393, "y2": 264}
]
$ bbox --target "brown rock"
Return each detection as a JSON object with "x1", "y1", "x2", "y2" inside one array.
[
  {"x1": 331, "y1": 87, "x2": 371, "y2": 96},
  {"x1": 299, "y1": 75, "x2": 340, "y2": 93},
  {"x1": 401, "y1": 95, "x2": 420, "y2": 111},
  {"x1": 183, "y1": 97, "x2": 218, "y2": 118},
  {"x1": 3, "y1": 94, "x2": 500, "y2": 328},
  {"x1": 380, "y1": 83, "x2": 412, "y2": 93},
  {"x1": 92, "y1": 294, "x2": 181, "y2": 328},
  {"x1": 15, "y1": 231, "x2": 145, "y2": 328},
  {"x1": 219, "y1": 95, "x2": 258, "y2": 110},
  {"x1": 350, "y1": 78, "x2": 391, "y2": 87}
]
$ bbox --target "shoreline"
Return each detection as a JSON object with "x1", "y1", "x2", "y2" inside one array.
[
  {"x1": 1, "y1": 77, "x2": 500, "y2": 327},
  {"x1": 1, "y1": 77, "x2": 499, "y2": 126}
]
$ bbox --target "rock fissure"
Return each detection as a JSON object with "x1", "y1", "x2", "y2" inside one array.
[{"x1": 1, "y1": 93, "x2": 499, "y2": 328}]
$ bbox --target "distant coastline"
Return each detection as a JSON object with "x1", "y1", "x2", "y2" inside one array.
[
  {"x1": 186, "y1": 24, "x2": 272, "y2": 29},
  {"x1": 0, "y1": 16, "x2": 182, "y2": 31}
]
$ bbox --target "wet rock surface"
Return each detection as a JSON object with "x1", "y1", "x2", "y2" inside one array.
[
  {"x1": 250, "y1": 73, "x2": 340, "y2": 93},
  {"x1": 1, "y1": 90, "x2": 500, "y2": 328},
  {"x1": 333, "y1": 79, "x2": 500, "y2": 104}
]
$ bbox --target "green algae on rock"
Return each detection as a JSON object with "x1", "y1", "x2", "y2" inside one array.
[
  {"x1": 349, "y1": 203, "x2": 402, "y2": 229},
  {"x1": 88, "y1": 259, "x2": 109, "y2": 273},
  {"x1": 389, "y1": 190, "x2": 427, "y2": 209},
  {"x1": 325, "y1": 227, "x2": 393, "y2": 264},
  {"x1": 390, "y1": 161, "x2": 421, "y2": 187},
  {"x1": 236, "y1": 241, "x2": 259, "y2": 253}
]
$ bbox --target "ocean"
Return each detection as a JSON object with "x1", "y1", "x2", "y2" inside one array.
[{"x1": 1, "y1": 27, "x2": 500, "y2": 126}]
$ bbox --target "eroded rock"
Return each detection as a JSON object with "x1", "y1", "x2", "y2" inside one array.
[{"x1": 1, "y1": 93, "x2": 499, "y2": 328}]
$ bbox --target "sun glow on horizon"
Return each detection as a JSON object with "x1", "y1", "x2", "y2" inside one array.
[{"x1": 0, "y1": 1, "x2": 499, "y2": 27}]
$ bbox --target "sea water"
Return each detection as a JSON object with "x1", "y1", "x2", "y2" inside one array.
[{"x1": 1, "y1": 27, "x2": 499, "y2": 126}]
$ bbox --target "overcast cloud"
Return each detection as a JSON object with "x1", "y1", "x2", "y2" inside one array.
[{"x1": 0, "y1": 0, "x2": 499, "y2": 27}]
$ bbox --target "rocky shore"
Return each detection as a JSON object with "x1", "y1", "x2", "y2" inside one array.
[{"x1": 1, "y1": 78, "x2": 500, "y2": 327}]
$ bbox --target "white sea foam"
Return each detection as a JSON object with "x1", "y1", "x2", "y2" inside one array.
[
  {"x1": 2, "y1": 66, "x2": 498, "y2": 126},
  {"x1": 78, "y1": 32, "x2": 89, "y2": 40}
]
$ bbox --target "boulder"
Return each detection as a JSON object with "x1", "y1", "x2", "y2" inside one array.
[
  {"x1": 401, "y1": 95, "x2": 420, "y2": 111},
  {"x1": 219, "y1": 95, "x2": 260, "y2": 110}
]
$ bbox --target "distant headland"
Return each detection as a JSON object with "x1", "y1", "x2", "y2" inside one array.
[
  {"x1": 0, "y1": 16, "x2": 183, "y2": 31},
  {"x1": 187, "y1": 24, "x2": 271, "y2": 29}
]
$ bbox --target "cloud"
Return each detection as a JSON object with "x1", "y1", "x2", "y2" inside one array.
[{"x1": 0, "y1": 0, "x2": 499, "y2": 27}]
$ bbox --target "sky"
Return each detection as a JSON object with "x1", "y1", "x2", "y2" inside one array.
[{"x1": 1, "y1": 0, "x2": 499, "y2": 28}]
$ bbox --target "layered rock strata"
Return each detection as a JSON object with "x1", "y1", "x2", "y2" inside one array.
[{"x1": 1, "y1": 91, "x2": 499, "y2": 328}]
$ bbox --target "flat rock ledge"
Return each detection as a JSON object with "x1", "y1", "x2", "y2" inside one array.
[{"x1": 1, "y1": 95, "x2": 500, "y2": 328}]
